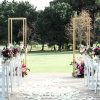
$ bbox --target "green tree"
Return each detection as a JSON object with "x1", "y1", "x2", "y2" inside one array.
[
  {"x1": 36, "y1": 2, "x2": 73, "y2": 51},
  {"x1": 50, "y1": 0, "x2": 100, "y2": 43},
  {"x1": 36, "y1": 10, "x2": 49, "y2": 51},
  {"x1": 0, "y1": 0, "x2": 37, "y2": 44},
  {"x1": 48, "y1": 3, "x2": 73, "y2": 51}
]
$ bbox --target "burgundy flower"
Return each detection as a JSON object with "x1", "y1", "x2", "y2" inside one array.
[
  {"x1": 12, "y1": 48, "x2": 19, "y2": 56},
  {"x1": 93, "y1": 47, "x2": 100, "y2": 55},
  {"x1": 2, "y1": 48, "x2": 12, "y2": 58}
]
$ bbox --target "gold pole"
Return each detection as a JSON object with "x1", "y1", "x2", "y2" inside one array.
[
  {"x1": 86, "y1": 18, "x2": 89, "y2": 46},
  {"x1": 87, "y1": 18, "x2": 89, "y2": 46},
  {"x1": 87, "y1": 18, "x2": 88, "y2": 46},
  {"x1": 8, "y1": 19, "x2": 10, "y2": 44},
  {"x1": 11, "y1": 19, "x2": 13, "y2": 44},
  {"x1": 25, "y1": 19, "x2": 27, "y2": 65},
  {"x1": 79, "y1": 18, "x2": 82, "y2": 45},
  {"x1": 88, "y1": 18, "x2": 90, "y2": 46},
  {"x1": 24, "y1": 19, "x2": 26, "y2": 65},
  {"x1": 25, "y1": 19, "x2": 27, "y2": 47},
  {"x1": 87, "y1": 18, "x2": 90, "y2": 46},
  {"x1": 23, "y1": 19, "x2": 25, "y2": 64},
  {"x1": 73, "y1": 18, "x2": 76, "y2": 73},
  {"x1": 23, "y1": 19, "x2": 25, "y2": 44}
]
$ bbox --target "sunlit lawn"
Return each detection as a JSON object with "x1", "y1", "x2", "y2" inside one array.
[{"x1": 27, "y1": 52, "x2": 80, "y2": 73}]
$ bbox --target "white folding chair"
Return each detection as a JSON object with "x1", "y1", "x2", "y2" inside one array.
[
  {"x1": 93, "y1": 58, "x2": 100, "y2": 93},
  {"x1": 0, "y1": 58, "x2": 10, "y2": 100},
  {"x1": 84, "y1": 55, "x2": 89, "y2": 86},
  {"x1": 9, "y1": 57, "x2": 17, "y2": 93},
  {"x1": 15, "y1": 55, "x2": 22, "y2": 86},
  {"x1": 10, "y1": 55, "x2": 22, "y2": 89},
  {"x1": 0, "y1": 59, "x2": 5, "y2": 100},
  {"x1": 87, "y1": 57, "x2": 95, "y2": 90}
]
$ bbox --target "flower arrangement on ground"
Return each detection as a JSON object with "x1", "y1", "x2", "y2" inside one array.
[
  {"x1": 22, "y1": 63, "x2": 30, "y2": 77},
  {"x1": 71, "y1": 58, "x2": 84, "y2": 78}
]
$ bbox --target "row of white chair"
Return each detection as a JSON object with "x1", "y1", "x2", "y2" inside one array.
[
  {"x1": 0, "y1": 55, "x2": 22, "y2": 100},
  {"x1": 84, "y1": 55, "x2": 100, "y2": 93}
]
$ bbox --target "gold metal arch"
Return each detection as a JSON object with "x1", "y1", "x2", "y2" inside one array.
[
  {"x1": 73, "y1": 17, "x2": 91, "y2": 73},
  {"x1": 8, "y1": 18, "x2": 27, "y2": 65}
]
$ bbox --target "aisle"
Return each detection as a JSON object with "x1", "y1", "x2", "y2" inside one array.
[{"x1": 10, "y1": 73, "x2": 100, "y2": 100}]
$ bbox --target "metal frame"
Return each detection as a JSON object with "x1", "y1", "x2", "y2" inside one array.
[
  {"x1": 8, "y1": 18, "x2": 27, "y2": 65},
  {"x1": 73, "y1": 17, "x2": 91, "y2": 72}
]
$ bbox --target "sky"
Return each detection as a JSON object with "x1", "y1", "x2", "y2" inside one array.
[{"x1": 0, "y1": 0, "x2": 54, "y2": 10}]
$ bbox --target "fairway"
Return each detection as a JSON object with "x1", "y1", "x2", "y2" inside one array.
[{"x1": 27, "y1": 52, "x2": 79, "y2": 73}]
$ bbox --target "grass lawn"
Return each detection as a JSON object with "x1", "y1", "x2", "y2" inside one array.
[{"x1": 27, "y1": 52, "x2": 80, "y2": 73}]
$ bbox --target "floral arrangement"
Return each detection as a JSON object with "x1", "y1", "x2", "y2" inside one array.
[
  {"x1": 71, "y1": 60, "x2": 84, "y2": 78},
  {"x1": 93, "y1": 47, "x2": 100, "y2": 56},
  {"x1": 84, "y1": 47, "x2": 93, "y2": 57},
  {"x1": 22, "y1": 64, "x2": 30, "y2": 77},
  {"x1": 71, "y1": 46, "x2": 91, "y2": 78},
  {"x1": 76, "y1": 62, "x2": 84, "y2": 76},
  {"x1": 1, "y1": 43, "x2": 30, "y2": 77},
  {"x1": 1, "y1": 48, "x2": 13, "y2": 59},
  {"x1": 84, "y1": 46, "x2": 100, "y2": 58},
  {"x1": 1, "y1": 46, "x2": 20, "y2": 60},
  {"x1": 12, "y1": 48, "x2": 20, "y2": 56},
  {"x1": 79, "y1": 45, "x2": 93, "y2": 57},
  {"x1": 71, "y1": 44, "x2": 100, "y2": 78}
]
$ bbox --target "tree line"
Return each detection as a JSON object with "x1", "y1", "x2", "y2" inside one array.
[{"x1": 0, "y1": 0, "x2": 99, "y2": 51}]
